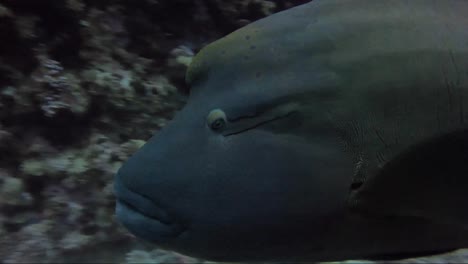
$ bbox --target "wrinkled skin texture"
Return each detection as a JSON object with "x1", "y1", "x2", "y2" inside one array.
[{"x1": 115, "y1": 0, "x2": 468, "y2": 261}]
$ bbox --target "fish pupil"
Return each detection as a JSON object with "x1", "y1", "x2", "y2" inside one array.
[{"x1": 211, "y1": 118, "x2": 225, "y2": 130}]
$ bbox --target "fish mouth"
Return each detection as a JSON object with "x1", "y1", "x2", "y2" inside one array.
[{"x1": 114, "y1": 180, "x2": 185, "y2": 242}]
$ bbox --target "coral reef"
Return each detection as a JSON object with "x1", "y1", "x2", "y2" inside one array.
[{"x1": 0, "y1": 170, "x2": 32, "y2": 207}]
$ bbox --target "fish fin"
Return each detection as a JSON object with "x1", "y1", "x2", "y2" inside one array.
[{"x1": 350, "y1": 128, "x2": 468, "y2": 229}]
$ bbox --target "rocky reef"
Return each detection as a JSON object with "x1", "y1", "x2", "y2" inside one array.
[{"x1": 0, "y1": 0, "x2": 308, "y2": 262}]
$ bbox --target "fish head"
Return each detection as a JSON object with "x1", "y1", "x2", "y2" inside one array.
[{"x1": 115, "y1": 8, "x2": 355, "y2": 261}]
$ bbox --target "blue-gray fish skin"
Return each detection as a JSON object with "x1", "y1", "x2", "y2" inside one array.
[{"x1": 114, "y1": 0, "x2": 468, "y2": 261}]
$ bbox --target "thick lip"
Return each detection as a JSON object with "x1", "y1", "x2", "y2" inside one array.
[
  {"x1": 114, "y1": 179, "x2": 173, "y2": 224},
  {"x1": 114, "y1": 180, "x2": 185, "y2": 240}
]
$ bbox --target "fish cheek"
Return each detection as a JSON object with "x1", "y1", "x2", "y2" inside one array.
[{"x1": 213, "y1": 131, "x2": 322, "y2": 215}]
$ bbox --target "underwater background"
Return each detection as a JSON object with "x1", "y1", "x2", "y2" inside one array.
[{"x1": 0, "y1": 0, "x2": 467, "y2": 263}]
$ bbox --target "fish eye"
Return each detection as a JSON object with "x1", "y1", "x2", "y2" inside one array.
[{"x1": 207, "y1": 109, "x2": 227, "y2": 131}]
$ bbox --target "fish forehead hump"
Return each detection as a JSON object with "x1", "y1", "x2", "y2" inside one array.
[{"x1": 186, "y1": 0, "x2": 468, "y2": 99}]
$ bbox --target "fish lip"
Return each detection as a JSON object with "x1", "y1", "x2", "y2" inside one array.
[
  {"x1": 114, "y1": 180, "x2": 172, "y2": 223},
  {"x1": 116, "y1": 201, "x2": 186, "y2": 242},
  {"x1": 116, "y1": 198, "x2": 171, "y2": 225},
  {"x1": 114, "y1": 180, "x2": 186, "y2": 239}
]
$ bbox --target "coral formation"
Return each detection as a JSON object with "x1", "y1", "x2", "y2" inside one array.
[{"x1": 0, "y1": 170, "x2": 32, "y2": 207}]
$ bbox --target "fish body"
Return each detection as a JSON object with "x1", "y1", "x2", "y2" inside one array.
[{"x1": 115, "y1": 0, "x2": 468, "y2": 261}]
